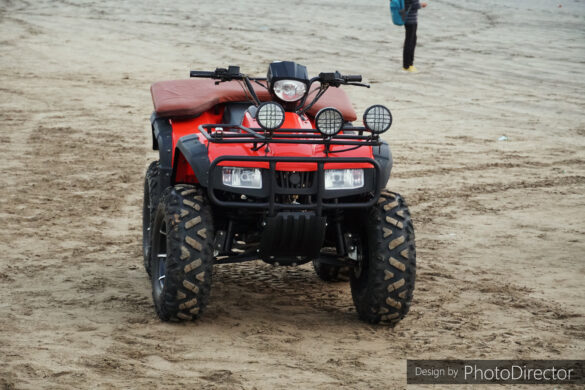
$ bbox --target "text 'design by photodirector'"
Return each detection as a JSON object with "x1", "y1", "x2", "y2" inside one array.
[{"x1": 407, "y1": 360, "x2": 585, "y2": 385}]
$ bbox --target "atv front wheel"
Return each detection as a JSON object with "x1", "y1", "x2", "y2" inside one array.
[
  {"x1": 350, "y1": 191, "x2": 416, "y2": 325},
  {"x1": 143, "y1": 161, "x2": 160, "y2": 276},
  {"x1": 150, "y1": 185, "x2": 214, "y2": 321}
]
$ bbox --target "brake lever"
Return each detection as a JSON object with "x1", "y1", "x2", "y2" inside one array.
[{"x1": 345, "y1": 82, "x2": 371, "y2": 88}]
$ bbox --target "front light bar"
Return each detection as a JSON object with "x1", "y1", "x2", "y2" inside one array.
[{"x1": 198, "y1": 124, "x2": 383, "y2": 147}]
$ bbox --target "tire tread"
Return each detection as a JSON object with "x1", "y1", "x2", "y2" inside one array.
[
  {"x1": 152, "y1": 185, "x2": 213, "y2": 321},
  {"x1": 350, "y1": 191, "x2": 416, "y2": 325}
]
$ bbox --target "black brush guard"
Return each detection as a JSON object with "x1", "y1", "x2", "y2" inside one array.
[
  {"x1": 202, "y1": 124, "x2": 382, "y2": 216},
  {"x1": 209, "y1": 155, "x2": 380, "y2": 262},
  {"x1": 198, "y1": 124, "x2": 382, "y2": 147},
  {"x1": 201, "y1": 125, "x2": 382, "y2": 263},
  {"x1": 208, "y1": 155, "x2": 381, "y2": 216}
]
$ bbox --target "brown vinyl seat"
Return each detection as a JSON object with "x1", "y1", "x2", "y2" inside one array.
[{"x1": 150, "y1": 79, "x2": 357, "y2": 122}]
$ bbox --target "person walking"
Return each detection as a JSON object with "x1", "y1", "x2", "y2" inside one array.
[{"x1": 403, "y1": 0, "x2": 427, "y2": 72}]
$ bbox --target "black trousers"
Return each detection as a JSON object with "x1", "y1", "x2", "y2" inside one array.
[{"x1": 403, "y1": 23, "x2": 417, "y2": 69}]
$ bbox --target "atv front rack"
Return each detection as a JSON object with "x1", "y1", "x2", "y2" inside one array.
[
  {"x1": 198, "y1": 124, "x2": 382, "y2": 147},
  {"x1": 208, "y1": 155, "x2": 381, "y2": 216}
]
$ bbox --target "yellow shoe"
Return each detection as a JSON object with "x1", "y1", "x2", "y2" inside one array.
[{"x1": 407, "y1": 66, "x2": 419, "y2": 73}]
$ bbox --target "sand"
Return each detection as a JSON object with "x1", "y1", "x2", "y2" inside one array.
[{"x1": 1, "y1": 0, "x2": 584, "y2": 388}]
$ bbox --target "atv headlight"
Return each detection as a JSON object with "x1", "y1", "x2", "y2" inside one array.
[
  {"x1": 256, "y1": 102, "x2": 285, "y2": 130},
  {"x1": 222, "y1": 167, "x2": 262, "y2": 189},
  {"x1": 324, "y1": 169, "x2": 364, "y2": 190},
  {"x1": 273, "y1": 79, "x2": 307, "y2": 102},
  {"x1": 363, "y1": 105, "x2": 392, "y2": 134},
  {"x1": 315, "y1": 107, "x2": 343, "y2": 137}
]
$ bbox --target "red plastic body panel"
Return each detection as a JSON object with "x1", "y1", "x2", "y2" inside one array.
[
  {"x1": 171, "y1": 110, "x2": 221, "y2": 183},
  {"x1": 171, "y1": 109, "x2": 374, "y2": 184}
]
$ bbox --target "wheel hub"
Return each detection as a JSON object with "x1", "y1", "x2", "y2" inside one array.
[{"x1": 153, "y1": 220, "x2": 168, "y2": 296}]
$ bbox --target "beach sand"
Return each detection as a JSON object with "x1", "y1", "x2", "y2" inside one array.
[{"x1": 1, "y1": 0, "x2": 584, "y2": 388}]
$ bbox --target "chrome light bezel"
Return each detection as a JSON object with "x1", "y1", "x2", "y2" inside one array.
[
  {"x1": 315, "y1": 107, "x2": 344, "y2": 137},
  {"x1": 273, "y1": 79, "x2": 308, "y2": 102},
  {"x1": 363, "y1": 105, "x2": 392, "y2": 134},
  {"x1": 255, "y1": 102, "x2": 285, "y2": 131}
]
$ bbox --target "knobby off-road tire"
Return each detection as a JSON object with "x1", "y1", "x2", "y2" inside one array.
[
  {"x1": 350, "y1": 191, "x2": 416, "y2": 325},
  {"x1": 150, "y1": 184, "x2": 214, "y2": 321},
  {"x1": 312, "y1": 259, "x2": 350, "y2": 282},
  {"x1": 143, "y1": 161, "x2": 161, "y2": 276}
]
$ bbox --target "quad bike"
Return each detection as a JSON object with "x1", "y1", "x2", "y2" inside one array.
[{"x1": 143, "y1": 61, "x2": 415, "y2": 325}]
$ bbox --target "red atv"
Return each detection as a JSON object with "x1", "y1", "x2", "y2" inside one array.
[{"x1": 143, "y1": 61, "x2": 415, "y2": 325}]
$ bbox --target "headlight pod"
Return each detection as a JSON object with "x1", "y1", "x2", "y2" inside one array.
[
  {"x1": 315, "y1": 107, "x2": 344, "y2": 137},
  {"x1": 324, "y1": 169, "x2": 364, "y2": 190},
  {"x1": 222, "y1": 167, "x2": 262, "y2": 189},
  {"x1": 255, "y1": 102, "x2": 285, "y2": 131},
  {"x1": 273, "y1": 79, "x2": 307, "y2": 102},
  {"x1": 363, "y1": 105, "x2": 392, "y2": 134}
]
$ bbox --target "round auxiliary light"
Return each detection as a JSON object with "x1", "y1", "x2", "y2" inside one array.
[
  {"x1": 315, "y1": 107, "x2": 344, "y2": 137},
  {"x1": 363, "y1": 105, "x2": 392, "y2": 134},
  {"x1": 255, "y1": 102, "x2": 285, "y2": 130},
  {"x1": 273, "y1": 79, "x2": 307, "y2": 102}
]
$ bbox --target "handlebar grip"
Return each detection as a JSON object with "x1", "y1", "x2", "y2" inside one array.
[
  {"x1": 190, "y1": 71, "x2": 216, "y2": 78},
  {"x1": 343, "y1": 75, "x2": 362, "y2": 82}
]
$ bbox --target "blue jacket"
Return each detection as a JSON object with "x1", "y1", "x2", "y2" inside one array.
[{"x1": 405, "y1": 0, "x2": 421, "y2": 25}]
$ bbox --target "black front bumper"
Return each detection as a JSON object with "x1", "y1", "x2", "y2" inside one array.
[{"x1": 207, "y1": 155, "x2": 381, "y2": 216}]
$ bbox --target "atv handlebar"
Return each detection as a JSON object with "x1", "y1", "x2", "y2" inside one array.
[
  {"x1": 315, "y1": 71, "x2": 368, "y2": 88},
  {"x1": 190, "y1": 66, "x2": 244, "y2": 81},
  {"x1": 190, "y1": 67, "x2": 366, "y2": 87},
  {"x1": 190, "y1": 66, "x2": 263, "y2": 105},
  {"x1": 189, "y1": 70, "x2": 217, "y2": 78},
  {"x1": 342, "y1": 75, "x2": 362, "y2": 83},
  {"x1": 188, "y1": 65, "x2": 369, "y2": 114}
]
